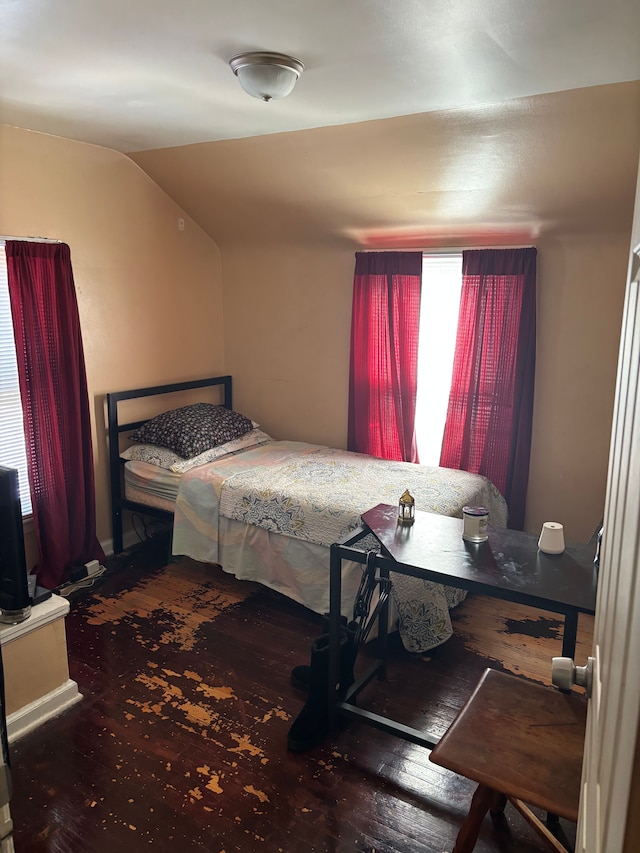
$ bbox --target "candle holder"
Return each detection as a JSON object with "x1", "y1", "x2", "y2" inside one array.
[
  {"x1": 398, "y1": 489, "x2": 415, "y2": 526},
  {"x1": 538, "y1": 521, "x2": 565, "y2": 554}
]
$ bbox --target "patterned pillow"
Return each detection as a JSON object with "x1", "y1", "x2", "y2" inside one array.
[
  {"x1": 129, "y1": 403, "x2": 253, "y2": 459},
  {"x1": 120, "y1": 444, "x2": 181, "y2": 469},
  {"x1": 121, "y1": 429, "x2": 272, "y2": 472}
]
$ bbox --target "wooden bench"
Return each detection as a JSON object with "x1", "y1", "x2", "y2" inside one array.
[{"x1": 429, "y1": 668, "x2": 587, "y2": 853}]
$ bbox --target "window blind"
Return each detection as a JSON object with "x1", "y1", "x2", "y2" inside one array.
[
  {"x1": 414, "y1": 253, "x2": 463, "y2": 466},
  {"x1": 0, "y1": 243, "x2": 32, "y2": 514}
]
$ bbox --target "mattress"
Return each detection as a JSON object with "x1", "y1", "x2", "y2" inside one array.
[{"x1": 124, "y1": 460, "x2": 181, "y2": 512}]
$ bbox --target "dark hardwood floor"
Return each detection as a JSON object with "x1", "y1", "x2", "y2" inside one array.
[{"x1": 9, "y1": 535, "x2": 593, "y2": 852}]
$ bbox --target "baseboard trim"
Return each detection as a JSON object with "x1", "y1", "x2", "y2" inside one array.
[{"x1": 7, "y1": 679, "x2": 82, "y2": 743}]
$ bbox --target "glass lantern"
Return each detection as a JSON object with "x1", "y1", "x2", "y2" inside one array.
[{"x1": 398, "y1": 489, "x2": 415, "y2": 526}]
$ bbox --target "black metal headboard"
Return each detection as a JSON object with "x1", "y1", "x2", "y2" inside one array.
[{"x1": 107, "y1": 375, "x2": 232, "y2": 554}]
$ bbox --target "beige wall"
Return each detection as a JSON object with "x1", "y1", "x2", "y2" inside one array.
[
  {"x1": 0, "y1": 125, "x2": 225, "y2": 557},
  {"x1": 2, "y1": 618, "x2": 69, "y2": 717},
  {"x1": 221, "y1": 243, "x2": 354, "y2": 449},
  {"x1": 528, "y1": 234, "x2": 629, "y2": 539}
]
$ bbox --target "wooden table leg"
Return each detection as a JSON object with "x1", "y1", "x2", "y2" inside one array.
[{"x1": 452, "y1": 783, "x2": 503, "y2": 853}]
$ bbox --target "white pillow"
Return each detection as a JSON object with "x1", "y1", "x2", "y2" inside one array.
[
  {"x1": 120, "y1": 444, "x2": 181, "y2": 469},
  {"x1": 170, "y1": 428, "x2": 272, "y2": 472},
  {"x1": 121, "y1": 428, "x2": 272, "y2": 473}
]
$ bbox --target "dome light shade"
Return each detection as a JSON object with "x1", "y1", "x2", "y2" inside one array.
[{"x1": 229, "y1": 51, "x2": 304, "y2": 102}]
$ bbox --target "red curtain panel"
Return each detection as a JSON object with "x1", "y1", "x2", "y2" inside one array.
[
  {"x1": 440, "y1": 248, "x2": 537, "y2": 529},
  {"x1": 6, "y1": 241, "x2": 104, "y2": 588},
  {"x1": 348, "y1": 251, "x2": 422, "y2": 462}
]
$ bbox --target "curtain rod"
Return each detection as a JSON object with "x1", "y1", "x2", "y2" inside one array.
[
  {"x1": 430, "y1": 245, "x2": 537, "y2": 254},
  {"x1": 360, "y1": 245, "x2": 537, "y2": 253},
  {"x1": 0, "y1": 235, "x2": 63, "y2": 243}
]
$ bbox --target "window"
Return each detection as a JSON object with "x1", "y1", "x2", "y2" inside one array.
[
  {"x1": 414, "y1": 253, "x2": 463, "y2": 466},
  {"x1": 0, "y1": 243, "x2": 32, "y2": 514}
]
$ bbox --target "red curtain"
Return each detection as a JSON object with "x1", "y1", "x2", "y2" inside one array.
[
  {"x1": 6, "y1": 241, "x2": 104, "y2": 589},
  {"x1": 348, "y1": 251, "x2": 422, "y2": 462},
  {"x1": 439, "y1": 248, "x2": 537, "y2": 529}
]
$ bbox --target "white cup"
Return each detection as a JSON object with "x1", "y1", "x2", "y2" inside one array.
[{"x1": 538, "y1": 521, "x2": 565, "y2": 554}]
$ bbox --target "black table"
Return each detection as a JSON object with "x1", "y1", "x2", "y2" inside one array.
[{"x1": 327, "y1": 504, "x2": 598, "y2": 749}]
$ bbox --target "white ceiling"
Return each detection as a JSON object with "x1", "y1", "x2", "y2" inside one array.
[{"x1": 2, "y1": 0, "x2": 639, "y2": 153}]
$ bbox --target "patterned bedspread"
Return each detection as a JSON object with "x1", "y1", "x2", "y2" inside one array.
[{"x1": 172, "y1": 441, "x2": 508, "y2": 652}]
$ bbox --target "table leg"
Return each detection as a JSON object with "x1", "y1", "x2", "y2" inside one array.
[
  {"x1": 545, "y1": 610, "x2": 579, "y2": 829},
  {"x1": 452, "y1": 783, "x2": 500, "y2": 853},
  {"x1": 328, "y1": 544, "x2": 343, "y2": 731},
  {"x1": 562, "y1": 610, "x2": 578, "y2": 658},
  {"x1": 377, "y1": 564, "x2": 390, "y2": 680}
]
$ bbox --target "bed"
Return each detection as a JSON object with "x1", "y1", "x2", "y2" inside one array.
[{"x1": 107, "y1": 376, "x2": 508, "y2": 653}]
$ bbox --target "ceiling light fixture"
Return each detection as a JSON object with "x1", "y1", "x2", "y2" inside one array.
[{"x1": 229, "y1": 51, "x2": 304, "y2": 102}]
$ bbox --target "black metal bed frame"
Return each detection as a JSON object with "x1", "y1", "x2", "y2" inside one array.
[{"x1": 106, "y1": 375, "x2": 232, "y2": 554}]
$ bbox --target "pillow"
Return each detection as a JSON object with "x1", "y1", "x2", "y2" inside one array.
[
  {"x1": 130, "y1": 403, "x2": 253, "y2": 459},
  {"x1": 120, "y1": 444, "x2": 182, "y2": 469},
  {"x1": 121, "y1": 428, "x2": 272, "y2": 472}
]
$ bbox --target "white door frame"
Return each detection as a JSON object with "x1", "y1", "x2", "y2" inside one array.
[{"x1": 578, "y1": 155, "x2": 640, "y2": 853}]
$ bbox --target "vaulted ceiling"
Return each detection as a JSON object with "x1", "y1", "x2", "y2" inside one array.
[{"x1": 129, "y1": 83, "x2": 640, "y2": 247}]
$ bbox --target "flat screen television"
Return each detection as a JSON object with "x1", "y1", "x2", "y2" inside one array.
[{"x1": 0, "y1": 466, "x2": 31, "y2": 624}]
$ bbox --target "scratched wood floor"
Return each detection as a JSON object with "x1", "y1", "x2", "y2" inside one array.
[{"x1": 9, "y1": 536, "x2": 593, "y2": 853}]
